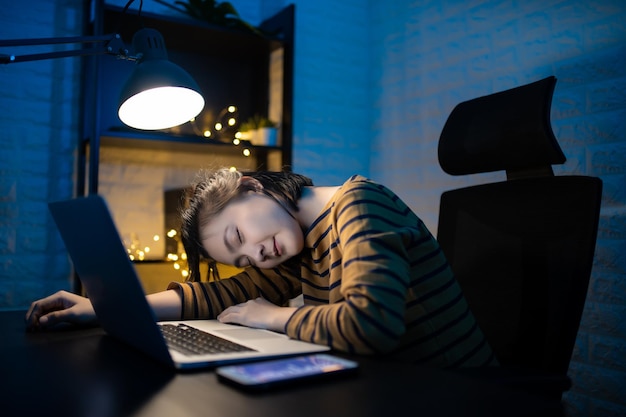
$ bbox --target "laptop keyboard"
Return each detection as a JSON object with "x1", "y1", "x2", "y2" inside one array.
[{"x1": 159, "y1": 323, "x2": 256, "y2": 356}]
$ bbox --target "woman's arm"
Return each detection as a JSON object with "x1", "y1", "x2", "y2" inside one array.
[
  {"x1": 147, "y1": 288, "x2": 183, "y2": 320},
  {"x1": 216, "y1": 297, "x2": 298, "y2": 332},
  {"x1": 170, "y1": 264, "x2": 303, "y2": 320},
  {"x1": 26, "y1": 288, "x2": 183, "y2": 330},
  {"x1": 284, "y1": 178, "x2": 416, "y2": 354}
]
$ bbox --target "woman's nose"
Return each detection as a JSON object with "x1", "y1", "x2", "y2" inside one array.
[{"x1": 248, "y1": 244, "x2": 266, "y2": 263}]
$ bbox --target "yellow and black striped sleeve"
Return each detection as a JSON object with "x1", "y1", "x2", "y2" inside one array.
[
  {"x1": 167, "y1": 263, "x2": 302, "y2": 319},
  {"x1": 285, "y1": 176, "x2": 416, "y2": 354}
]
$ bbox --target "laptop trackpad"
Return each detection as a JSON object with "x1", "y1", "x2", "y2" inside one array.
[{"x1": 215, "y1": 328, "x2": 284, "y2": 340}]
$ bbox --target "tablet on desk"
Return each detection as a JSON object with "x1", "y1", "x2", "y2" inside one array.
[{"x1": 216, "y1": 354, "x2": 359, "y2": 392}]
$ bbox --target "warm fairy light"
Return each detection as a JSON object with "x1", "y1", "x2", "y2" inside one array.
[
  {"x1": 243, "y1": 148, "x2": 251, "y2": 157},
  {"x1": 229, "y1": 166, "x2": 237, "y2": 172},
  {"x1": 235, "y1": 131, "x2": 242, "y2": 139},
  {"x1": 233, "y1": 138, "x2": 240, "y2": 145},
  {"x1": 166, "y1": 228, "x2": 188, "y2": 275},
  {"x1": 181, "y1": 270, "x2": 189, "y2": 278},
  {"x1": 191, "y1": 105, "x2": 239, "y2": 140},
  {"x1": 125, "y1": 232, "x2": 148, "y2": 262},
  {"x1": 153, "y1": 235, "x2": 160, "y2": 241}
]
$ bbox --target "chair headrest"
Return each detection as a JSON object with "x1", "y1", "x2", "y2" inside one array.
[{"x1": 438, "y1": 76, "x2": 565, "y2": 179}]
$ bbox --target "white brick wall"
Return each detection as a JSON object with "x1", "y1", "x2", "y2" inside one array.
[
  {"x1": 1, "y1": 0, "x2": 624, "y2": 415},
  {"x1": 288, "y1": 0, "x2": 371, "y2": 184},
  {"x1": 0, "y1": 0, "x2": 82, "y2": 307}
]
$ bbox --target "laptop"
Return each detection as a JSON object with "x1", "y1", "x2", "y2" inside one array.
[{"x1": 48, "y1": 194, "x2": 329, "y2": 370}]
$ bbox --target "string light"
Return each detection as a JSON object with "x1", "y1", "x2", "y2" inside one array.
[
  {"x1": 123, "y1": 230, "x2": 191, "y2": 279},
  {"x1": 192, "y1": 104, "x2": 242, "y2": 143},
  {"x1": 165, "y1": 228, "x2": 191, "y2": 279}
]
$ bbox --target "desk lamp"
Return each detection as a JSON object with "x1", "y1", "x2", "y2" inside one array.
[{"x1": 0, "y1": 0, "x2": 204, "y2": 130}]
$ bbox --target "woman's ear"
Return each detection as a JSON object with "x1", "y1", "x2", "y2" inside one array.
[{"x1": 239, "y1": 176, "x2": 264, "y2": 192}]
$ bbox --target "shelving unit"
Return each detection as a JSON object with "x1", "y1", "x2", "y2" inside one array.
[
  {"x1": 75, "y1": 1, "x2": 294, "y2": 292},
  {"x1": 79, "y1": 1, "x2": 294, "y2": 196}
]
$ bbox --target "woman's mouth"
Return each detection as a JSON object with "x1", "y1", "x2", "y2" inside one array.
[{"x1": 273, "y1": 237, "x2": 281, "y2": 256}]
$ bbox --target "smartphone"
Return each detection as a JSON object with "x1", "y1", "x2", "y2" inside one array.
[{"x1": 215, "y1": 354, "x2": 359, "y2": 392}]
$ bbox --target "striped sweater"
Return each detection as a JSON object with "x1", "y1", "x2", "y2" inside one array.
[{"x1": 168, "y1": 175, "x2": 496, "y2": 368}]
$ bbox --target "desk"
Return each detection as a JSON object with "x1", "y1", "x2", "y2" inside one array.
[{"x1": 0, "y1": 310, "x2": 562, "y2": 417}]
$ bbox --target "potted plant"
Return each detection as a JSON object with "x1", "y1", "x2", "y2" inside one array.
[{"x1": 239, "y1": 114, "x2": 278, "y2": 146}]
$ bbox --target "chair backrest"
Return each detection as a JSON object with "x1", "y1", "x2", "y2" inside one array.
[{"x1": 436, "y1": 76, "x2": 602, "y2": 375}]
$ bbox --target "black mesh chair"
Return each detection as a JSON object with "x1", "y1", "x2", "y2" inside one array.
[{"x1": 436, "y1": 76, "x2": 602, "y2": 400}]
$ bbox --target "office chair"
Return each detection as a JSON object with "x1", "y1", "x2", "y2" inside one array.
[{"x1": 436, "y1": 76, "x2": 602, "y2": 400}]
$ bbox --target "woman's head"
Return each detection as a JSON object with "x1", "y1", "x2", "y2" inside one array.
[{"x1": 180, "y1": 168, "x2": 313, "y2": 281}]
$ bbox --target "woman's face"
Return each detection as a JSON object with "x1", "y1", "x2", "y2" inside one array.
[{"x1": 200, "y1": 191, "x2": 304, "y2": 269}]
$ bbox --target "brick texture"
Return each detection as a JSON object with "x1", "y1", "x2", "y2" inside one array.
[{"x1": 363, "y1": 1, "x2": 626, "y2": 416}]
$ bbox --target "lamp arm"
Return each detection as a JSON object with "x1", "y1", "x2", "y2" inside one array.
[{"x1": 0, "y1": 33, "x2": 137, "y2": 64}]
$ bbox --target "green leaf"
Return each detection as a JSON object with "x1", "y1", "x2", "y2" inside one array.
[
  {"x1": 217, "y1": 2, "x2": 241, "y2": 18},
  {"x1": 165, "y1": 0, "x2": 266, "y2": 35}
]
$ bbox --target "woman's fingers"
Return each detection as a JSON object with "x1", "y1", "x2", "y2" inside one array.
[{"x1": 25, "y1": 290, "x2": 93, "y2": 330}]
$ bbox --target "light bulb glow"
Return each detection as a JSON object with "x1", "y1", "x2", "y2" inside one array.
[{"x1": 118, "y1": 86, "x2": 204, "y2": 130}]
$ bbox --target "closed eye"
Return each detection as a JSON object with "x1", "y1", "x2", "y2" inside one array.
[{"x1": 234, "y1": 228, "x2": 252, "y2": 267}]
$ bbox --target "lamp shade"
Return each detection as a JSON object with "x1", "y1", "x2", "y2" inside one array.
[{"x1": 118, "y1": 28, "x2": 204, "y2": 130}]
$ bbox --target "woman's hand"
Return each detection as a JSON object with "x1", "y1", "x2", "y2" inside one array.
[
  {"x1": 25, "y1": 290, "x2": 97, "y2": 331},
  {"x1": 217, "y1": 297, "x2": 297, "y2": 333}
]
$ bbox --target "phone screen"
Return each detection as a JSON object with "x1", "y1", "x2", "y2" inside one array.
[{"x1": 215, "y1": 354, "x2": 359, "y2": 391}]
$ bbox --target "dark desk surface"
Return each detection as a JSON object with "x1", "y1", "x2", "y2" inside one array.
[{"x1": 0, "y1": 310, "x2": 563, "y2": 417}]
